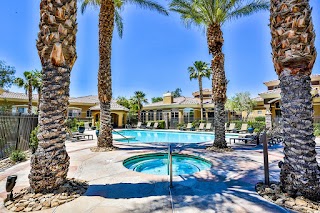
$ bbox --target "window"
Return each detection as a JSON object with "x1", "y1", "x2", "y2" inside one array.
[
  {"x1": 258, "y1": 110, "x2": 262, "y2": 115},
  {"x1": 86, "y1": 110, "x2": 92, "y2": 118},
  {"x1": 156, "y1": 110, "x2": 162, "y2": 120},
  {"x1": 17, "y1": 107, "x2": 26, "y2": 114},
  {"x1": 68, "y1": 109, "x2": 81, "y2": 118}
]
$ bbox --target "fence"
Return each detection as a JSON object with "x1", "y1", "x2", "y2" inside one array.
[{"x1": 0, "y1": 113, "x2": 38, "y2": 159}]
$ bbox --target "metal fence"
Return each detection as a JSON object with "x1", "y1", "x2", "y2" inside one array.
[{"x1": 0, "y1": 113, "x2": 38, "y2": 159}]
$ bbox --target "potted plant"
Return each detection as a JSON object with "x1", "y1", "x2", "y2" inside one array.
[
  {"x1": 96, "y1": 122, "x2": 100, "y2": 137},
  {"x1": 77, "y1": 121, "x2": 85, "y2": 133}
]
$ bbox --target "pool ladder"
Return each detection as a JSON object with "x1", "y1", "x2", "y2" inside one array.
[{"x1": 112, "y1": 130, "x2": 130, "y2": 143}]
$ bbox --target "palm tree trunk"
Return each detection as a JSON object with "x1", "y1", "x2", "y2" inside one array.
[
  {"x1": 198, "y1": 77, "x2": 204, "y2": 121},
  {"x1": 138, "y1": 110, "x2": 141, "y2": 122},
  {"x1": 28, "y1": 80, "x2": 32, "y2": 114},
  {"x1": 270, "y1": 0, "x2": 320, "y2": 200},
  {"x1": 30, "y1": 0, "x2": 77, "y2": 193},
  {"x1": 207, "y1": 24, "x2": 227, "y2": 148},
  {"x1": 97, "y1": 0, "x2": 114, "y2": 148}
]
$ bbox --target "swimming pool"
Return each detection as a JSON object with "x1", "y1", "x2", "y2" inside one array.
[{"x1": 114, "y1": 130, "x2": 235, "y2": 143}]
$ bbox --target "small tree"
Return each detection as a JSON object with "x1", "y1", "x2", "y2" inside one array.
[
  {"x1": 152, "y1": 97, "x2": 163, "y2": 103},
  {"x1": 172, "y1": 88, "x2": 182, "y2": 98},
  {"x1": 226, "y1": 92, "x2": 257, "y2": 121},
  {"x1": 0, "y1": 60, "x2": 16, "y2": 89}
]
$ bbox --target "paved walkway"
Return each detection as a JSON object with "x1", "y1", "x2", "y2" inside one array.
[{"x1": 0, "y1": 130, "x2": 319, "y2": 213}]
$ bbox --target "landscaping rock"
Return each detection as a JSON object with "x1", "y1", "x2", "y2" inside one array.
[
  {"x1": 256, "y1": 182, "x2": 320, "y2": 213},
  {"x1": 4, "y1": 178, "x2": 88, "y2": 212}
]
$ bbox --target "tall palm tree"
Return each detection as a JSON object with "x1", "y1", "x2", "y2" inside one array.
[
  {"x1": 270, "y1": 0, "x2": 320, "y2": 200},
  {"x1": 32, "y1": 70, "x2": 42, "y2": 112},
  {"x1": 15, "y1": 71, "x2": 38, "y2": 114},
  {"x1": 81, "y1": 0, "x2": 168, "y2": 149},
  {"x1": 29, "y1": 0, "x2": 77, "y2": 193},
  {"x1": 188, "y1": 61, "x2": 211, "y2": 121},
  {"x1": 170, "y1": 0, "x2": 269, "y2": 148},
  {"x1": 130, "y1": 91, "x2": 148, "y2": 122}
]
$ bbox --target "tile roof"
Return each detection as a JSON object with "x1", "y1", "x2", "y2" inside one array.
[
  {"x1": 89, "y1": 101, "x2": 129, "y2": 111},
  {"x1": 144, "y1": 96, "x2": 213, "y2": 108},
  {"x1": 0, "y1": 91, "x2": 129, "y2": 111},
  {"x1": 69, "y1": 95, "x2": 99, "y2": 104},
  {"x1": 259, "y1": 88, "x2": 281, "y2": 96},
  {"x1": 0, "y1": 90, "x2": 38, "y2": 100}
]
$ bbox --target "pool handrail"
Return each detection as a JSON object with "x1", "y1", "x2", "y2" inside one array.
[{"x1": 112, "y1": 130, "x2": 130, "y2": 143}]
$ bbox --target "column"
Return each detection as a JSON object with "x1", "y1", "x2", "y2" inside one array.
[
  {"x1": 264, "y1": 105, "x2": 272, "y2": 129},
  {"x1": 154, "y1": 111, "x2": 157, "y2": 121},
  {"x1": 178, "y1": 109, "x2": 184, "y2": 124},
  {"x1": 118, "y1": 113, "x2": 123, "y2": 127}
]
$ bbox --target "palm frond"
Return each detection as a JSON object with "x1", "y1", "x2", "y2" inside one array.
[
  {"x1": 124, "y1": 0, "x2": 168, "y2": 16},
  {"x1": 226, "y1": 0, "x2": 269, "y2": 22},
  {"x1": 81, "y1": 0, "x2": 101, "y2": 14},
  {"x1": 115, "y1": 10, "x2": 124, "y2": 38}
]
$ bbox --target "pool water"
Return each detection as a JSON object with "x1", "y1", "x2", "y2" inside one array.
[
  {"x1": 123, "y1": 153, "x2": 212, "y2": 176},
  {"x1": 115, "y1": 130, "x2": 234, "y2": 143}
]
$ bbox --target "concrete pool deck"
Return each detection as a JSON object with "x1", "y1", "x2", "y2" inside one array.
[{"x1": 0, "y1": 130, "x2": 319, "y2": 213}]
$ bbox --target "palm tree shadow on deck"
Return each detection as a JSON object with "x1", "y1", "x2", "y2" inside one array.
[{"x1": 83, "y1": 154, "x2": 288, "y2": 212}]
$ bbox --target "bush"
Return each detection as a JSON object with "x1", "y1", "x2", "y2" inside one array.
[
  {"x1": 157, "y1": 120, "x2": 165, "y2": 129},
  {"x1": 229, "y1": 120, "x2": 266, "y2": 132},
  {"x1": 10, "y1": 150, "x2": 26, "y2": 162},
  {"x1": 77, "y1": 121, "x2": 85, "y2": 127},
  {"x1": 30, "y1": 126, "x2": 39, "y2": 153},
  {"x1": 66, "y1": 118, "x2": 78, "y2": 131},
  {"x1": 177, "y1": 123, "x2": 185, "y2": 129},
  {"x1": 314, "y1": 123, "x2": 320, "y2": 136},
  {"x1": 255, "y1": 116, "x2": 266, "y2": 122}
]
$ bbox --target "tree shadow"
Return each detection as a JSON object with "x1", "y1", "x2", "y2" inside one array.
[{"x1": 83, "y1": 153, "x2": 289, "y2": 212}]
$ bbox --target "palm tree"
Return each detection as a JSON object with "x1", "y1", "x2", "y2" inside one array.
[
  {"x1": 29, "y1": 0, "x2": 77, "y2": 193},
  {"x1": 15, "y1": 71, "x2": 38, "y2": 114},
  {"x1": 188, "y1": 61, "x2": 211, "y2": 121},
  {"x1": 32, "y1": 70, "x2": 42, "y2": 112},
  {"x1": 270, "y1": 0, "x2": 320, "y2": 200},
  {"x1": 170, "y1": 0, "x2": 269, "y2": 148},
  {"x1": 81, "y1": 0, "x2": 168, "y2": 149},
  {"x1": 130, "y1": 91, "x2": 148, "y2": 122}
]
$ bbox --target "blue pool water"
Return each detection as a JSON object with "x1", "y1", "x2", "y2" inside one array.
[
  {"x1": 123, "y1": 153, "x2": 212, "y2": 176},
  {"x1": 115, "y1": 130, "x2": 234, "y2": 143}
]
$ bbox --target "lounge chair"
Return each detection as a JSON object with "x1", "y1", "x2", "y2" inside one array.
[
  {"x1": 136, "y1": 122, "x2": 142, "y2": 128},
  {"x1": 145, "y1": 122, "x2": 152, "y2": 129},
  {"x1": 226, "y1": 123, "x2": 236, "y2": 132},
  {"x1": 153, "y1": 122, "x2": 159, "y2": 129},
  {"x1": 182, "y1": 123, "x2": 193, "y2": 131},
  {"x1": 66, "y1": 128, "x2": 93, "y2": 141},
  {"x1": 237, "y1": 123, "x2": 248, "y2": 133},
  {"x1": 197, "y1": 123, "x2": 205, "y2": 131},
  {"x1": 205, "y1": 123, "x2": 212, "y2": 131}
]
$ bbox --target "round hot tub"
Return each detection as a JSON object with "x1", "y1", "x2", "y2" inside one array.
[{"x1": 123, "y1": 153, "x2": 212, "y2": 176}]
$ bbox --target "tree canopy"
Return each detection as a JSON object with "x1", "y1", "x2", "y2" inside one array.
[
  {"x1": 152, "y1": 97, "x2": 163, "y2": 103},
  {"x1": 225, "y1": 92, "x2": 257, "y2": 118},
  {"x1": 0, "y1": 60, "x2": 16, "y2": 89}
]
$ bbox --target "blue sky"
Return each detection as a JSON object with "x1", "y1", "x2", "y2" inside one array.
[{"x1": 0, "y1": 0, "x2": 319, "y2": 101}]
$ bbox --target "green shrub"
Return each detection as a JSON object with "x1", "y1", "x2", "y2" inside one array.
[
  {"x1": 248, "y1": 121, "x2": 266, "y2": 132},
  {"x1": 177, "y1": 123, "x2": 185, "y2": 129},
  {"x1": 314, "y1": 123, "x2": 320, "y2": 136},
  {"x1": 77, "y1": 121, "x2": 85, "y2": 127},
  {"x1": 255, "y1": 116, "x2": 266, "y2": 122},
  {"x1": 96, "y1": 122, "x2": 100, "y2": 130},
  {"x1": 10, "y1": 150, "x2": 26, "y2": 162},
  {"x1": 157, "y1": 120, "x2": 165, "y2": 129},
  {"x1": 30, "y1": 126, "x2": 39, "y2": 153}
]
